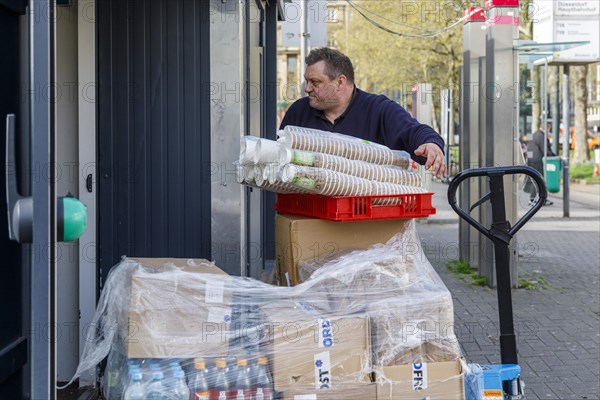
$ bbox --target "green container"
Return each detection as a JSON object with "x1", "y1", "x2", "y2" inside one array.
[
  {"x1": 544, "y1": 156, "x2": 562, "y2": 193},
  {"x1": 60, "y1": 196, "x2": 87, "y2": 242}
]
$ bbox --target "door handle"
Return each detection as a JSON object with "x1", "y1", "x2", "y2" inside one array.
[
  {"x1": 6, "y1": 114, "x2": 32, "y2": 242},
  {"x1": 5, "y1": 114, "x2": 87, "y2": 243}
]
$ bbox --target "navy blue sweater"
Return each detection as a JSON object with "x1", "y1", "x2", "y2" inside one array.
[{"x1": 280, "y1": 88, "x2": 445, "y2": 165}]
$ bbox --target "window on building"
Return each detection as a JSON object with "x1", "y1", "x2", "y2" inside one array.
[
  {"x1": 286, "y1": 55, "x2": 299, "y2": 100},
  {"x1": 326, "y1": 7, "x2": 339, "y2": 23},
  {"x1": 287, "y1": 55, "x2": 297, "y2": 83}
]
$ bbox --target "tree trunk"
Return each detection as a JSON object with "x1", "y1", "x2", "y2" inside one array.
[
  {"x1": 573, "y1": 65, "x2": 589, "y2": 163},
  {"x1": 531, "y1": 66, "x2": 541, "y2": 133}
]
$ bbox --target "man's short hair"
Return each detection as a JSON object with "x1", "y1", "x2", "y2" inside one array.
[{"x1": 305, "y1": 47, "x2": 355, "y2": 83}]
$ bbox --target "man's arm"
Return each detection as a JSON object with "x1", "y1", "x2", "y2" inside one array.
[{"x1": 380, "y1": 100, "x2": 447, "y2": 178}]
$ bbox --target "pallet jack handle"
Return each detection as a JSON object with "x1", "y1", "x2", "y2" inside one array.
[
  {"x1": 448, "y1": 166, "x2": 547, "y2": 242},
  {"x1": 447, "y1": 166, "x2": 547, "y2": 366}
]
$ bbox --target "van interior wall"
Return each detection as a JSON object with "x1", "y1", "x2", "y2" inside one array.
[{"x1": 55, "y1": 3, "x2": 79, "y2": 382}]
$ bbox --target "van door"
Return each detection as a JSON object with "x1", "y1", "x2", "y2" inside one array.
[{"x1": 1, "y1": 0, "x2": 29, "y2": 397}]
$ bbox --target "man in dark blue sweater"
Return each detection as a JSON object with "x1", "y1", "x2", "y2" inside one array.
[{"x1": 280, "y1": 47, "x2": 447, "y2": 178}]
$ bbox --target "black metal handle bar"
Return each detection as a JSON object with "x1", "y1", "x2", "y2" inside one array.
[
  {"x1": 448, "y1": 165, "x2": 548, "y2": 367},
  {"x1": 447, "y1": 166, "x2": 548, "y2": 242}
]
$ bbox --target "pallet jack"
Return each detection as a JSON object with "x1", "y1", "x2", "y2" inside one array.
[{"x1": 448, "y1": 166, "x2": 547, "y2": 400}]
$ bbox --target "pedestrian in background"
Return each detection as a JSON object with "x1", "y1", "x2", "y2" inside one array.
[{"x1": 525, "y1": 122, "x2": 555, "y2": 206}]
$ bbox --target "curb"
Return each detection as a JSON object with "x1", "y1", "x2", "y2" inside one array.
[{"x1": 570, "y1": 178, "x2": 600, "y2": 185}]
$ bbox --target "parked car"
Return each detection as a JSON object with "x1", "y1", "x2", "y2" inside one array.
[
  {"x1": 549, "y1": 127, "x2": 599, "y2": 151},
  {"x1": 587, "y1": 132, "x2": 600, "y2": 150}
]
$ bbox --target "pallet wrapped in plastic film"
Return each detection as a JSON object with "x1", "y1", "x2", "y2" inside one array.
[{"x1": 64, "y1": 221, "x2": 476, "y2": 399}]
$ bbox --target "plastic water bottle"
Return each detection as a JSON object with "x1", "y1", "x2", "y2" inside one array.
[
  {"x1": 226, "y1": 356, "x2": 239, "y2": 393},
  {"x1": 123, "y1": 371, "x2": 145, "y2": 400},
  {"x1": 146, "y1": 370, "x2": 166, "y2": 400},
  {"x1": 254, "y1": 356, "x2": 273, "y2": 400},
  {"x1": 104, "y1": 349, "x2": 125, "y2": 400},
  {"x1": 171, "y1": 368, "x2": 190, "y2": 400},
  {"x1": 210, "y1": 358, "x2": 229, "y2": 400},
  {"x1": 165, "y1": 361, "x2": 179, "y2": 388},
  {"x1": 234, "y1": 358, "x2": 252, "y2": 400},
  {"x1": 206, "y1": 359, "x2": 218, "y2": 390},
  {"x1": 163, "y1": 363, "x2": 179, "y2": 391},
  {"x1": 124, "y1": 365, "x2": 140, "y2": 393},
  {"x1": 191, "y1": 358, "x2": 210, "y2": 400}
]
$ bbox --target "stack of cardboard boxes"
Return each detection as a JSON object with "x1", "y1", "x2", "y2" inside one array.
[
  {"x1": 273, "y1": 214, "x2": 465, "y2": 399},
  {"x1": 275, "y1": 214, "x2": 411, "y2": 287},
  {"x1": 125, "y1": 258, "x2": 233, "y2": 359},
  {"x1": 105, "y1": 213, "x2": 465, "y2": 399}
]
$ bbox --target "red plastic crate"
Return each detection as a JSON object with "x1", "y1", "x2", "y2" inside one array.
[{"x1": 275, "y1": 192, "x2": 436, "y2": 222}]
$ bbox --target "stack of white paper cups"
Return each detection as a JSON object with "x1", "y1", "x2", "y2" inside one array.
[
  {"x1": 281, "y1": 165, "x2": 372, "y2": 196},
  {"x1": 238, "y1": 131, "x2": 426, "y2": 197},
  {"x1": 371, "y1": 181, "x2": 427, "y2": 205},
  {"x1": 278, "y1": 125, "x2": 412, "y2": 168},
  {"x1": 289, "y1": 149, "x2": 422, "y2": 187},
  {"x1": 251, "y1": 164, "x2": 304, "y2": 194}
]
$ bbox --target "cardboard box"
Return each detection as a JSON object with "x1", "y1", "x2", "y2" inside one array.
[
  {"x1": 126, "y1": 257, "x2": 232, "y2": 358},
  {"x1": 278, "y1": 384, "x2": 377, "y2": 399},
  {"x1": 275, "y1": 214, "x2": 409, "y2": 286},
  {"x1": 376, "y1": 360, "x2": 465, "y2": 400},
  {"x1": 369, "y1": 291, "x2": 461, "y2": 366},
  {"x1": 260, "y1": 303, "x2": 372, "y2": 392}
]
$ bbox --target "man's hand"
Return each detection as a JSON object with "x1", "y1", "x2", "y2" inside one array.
[{"x1": 414, "y1": 143, "x2": 447, "y2": 179}]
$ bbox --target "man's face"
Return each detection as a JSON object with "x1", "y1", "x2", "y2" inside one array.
[{"x1": 304, "y1": 61, "x2": 341, "y2": 111}]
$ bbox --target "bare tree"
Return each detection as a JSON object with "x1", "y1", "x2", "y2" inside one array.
[
  {"x1": 531, "y1": 66, "x2": 540, "y2": 133},
  {"x1": 572, "y1": 65, "x2": 589, "y2": 162}
]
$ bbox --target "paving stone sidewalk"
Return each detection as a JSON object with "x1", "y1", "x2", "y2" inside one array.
[{"x1": 416, "y1": 181, "x2": 600, "y2": 400}]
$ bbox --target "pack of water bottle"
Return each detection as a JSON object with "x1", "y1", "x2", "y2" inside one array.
[{"x1": 104, "y1": 346, "x2": 274, "y2": 400}]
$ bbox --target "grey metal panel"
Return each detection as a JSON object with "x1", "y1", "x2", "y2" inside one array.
[
  {"x1": 483, "y1": 8, "x2": 519, "y2": 288},
  {"x1": 31, "y1": 0, "x2": 56, "y2": 396},
  {"x1": 210, "y1": 0, "x2": 246, "y2": 276},
  {"x1": 460, "y1": 19, "x2": 486, "y2": 266},
  {"x1": 0, "y1": 4, "x2": 27, "y2": 397},
  {"x1": 459, "y1": 58, "x2": 470, "y2": 264},
  {"x1": 482, "y1": 37, "x2": 497, "y2": 287},
  {"x1": 247, "y1": 4, "x2": 264, "y2": 279},
  {"x1": 55, "y1": 3, "x2": 80, "y2": 381},
  {"x1": 77, "y1": 0, "x2": 97, "y2": 387},
  {"x1": 98, "y1": 0, "x2": 212, "y2": 281},
  {"x1": 249, "y1": 46, "x2": 264, "y2": 278},
  {"x1": 262, "y1": 0, "x2": 278, "y2": 266},
  {"x1": 0, "y1": 0, "x2": 26, "y2": 13},
  {"x1": 478, "y1": 55, "x2": 493, "y2": 284}
]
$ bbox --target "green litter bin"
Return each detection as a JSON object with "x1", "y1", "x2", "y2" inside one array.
[{"x1": 544, "y1": 156, "x2": 562, "y2": 193}]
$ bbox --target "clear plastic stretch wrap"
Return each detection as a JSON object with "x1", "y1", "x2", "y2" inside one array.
[{"x1": 69, "y1": 222, "x2": 474, "y2": 399}]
